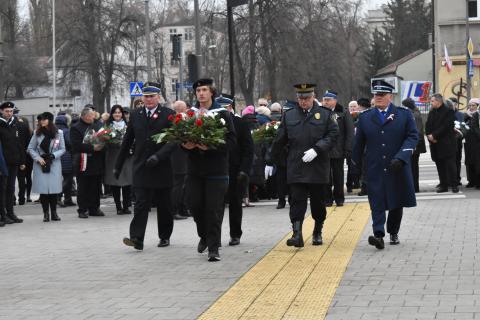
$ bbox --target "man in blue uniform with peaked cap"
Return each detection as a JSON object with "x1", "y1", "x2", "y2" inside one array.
[{"x1": 352, "y1": 79, "x2": 418, "y2": 249}]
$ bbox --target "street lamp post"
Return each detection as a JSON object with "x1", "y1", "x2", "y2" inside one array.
[
  {"x1": 52, "y1": 0, "x2": 56, "y2": 113},
  {"x1": 145, "y1": 0, "x2": 152, "y2": 81}
]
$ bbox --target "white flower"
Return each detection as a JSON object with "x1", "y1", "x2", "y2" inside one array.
[
  {"x1": 111, "y1": 132, "x2": 116, "y2": 138},
  {"x1": 455, "y1": 124, "x2": 461, "y2": 129},
  {"x1": 220, "y1": 118, "x2": 226, "y2": 125},
  {"x1": 466, "y1": 124, "x2": 471, "y2": 130},
  {"x1": 274, "y1": 123, "x2": 280, "y2": 130},
  {"x1": 454, "y1": 120, "x2": 460, "y2": 125},
  {"x1": 181, "y1": 112, "x2": 188, "y2": 120}
]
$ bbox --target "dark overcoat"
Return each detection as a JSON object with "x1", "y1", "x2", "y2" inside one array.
[
  {"x1": 352, "y1": 103, "x2": 418, "y2": 212},
  {"x1": 271, "y1": 102, "x2": 339, "y2": 184},
  {"x1": 115, "y1": 105, "x2": 176, "y2": 188},
  {"x1": 425, "y1": 104, "x2": 457, "y2": 161}
]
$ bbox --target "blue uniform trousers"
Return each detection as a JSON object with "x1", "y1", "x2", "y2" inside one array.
[{"x1": 372, "y1": 207, "x2": 403, "y2": 238}]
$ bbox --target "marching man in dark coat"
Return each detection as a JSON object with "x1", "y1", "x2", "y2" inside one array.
[
  {"x1": 115, "y1": 82, "x2": 176, "y2": 250},
  {"x1": 271, "y1": 83, "x2": 339, "y2": 247},
  {"x1": 352, "y1": 80, "x2": 418, "y2": 250}
]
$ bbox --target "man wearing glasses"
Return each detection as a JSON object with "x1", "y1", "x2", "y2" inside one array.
[
  {"x1": 352, "y1": 79, "x2": 418, "y2": 250},
  {"x1": 271, "y1": 83, "x2": 338, "y2": 247}
]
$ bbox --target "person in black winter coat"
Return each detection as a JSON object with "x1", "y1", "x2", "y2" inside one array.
[
  {"x1": 182, "y1": 79, "x2": 237, "y2": 262},
  {"x1": 0, "y1": 102, "x2": 25, "y2": 224},
  {"x1": 217, "y1": 94, "x2": 254, "y2": 246},
  {"x1": 70, "y1": 107, "x2": 105, "y2": 218},
  {"x1": 271, "y1": 83, "x2": 339, "y2": 248},
  {"x1": 402, "y1": 98, "x2": 426, "y2": 193},
  {"x1": 322, "y1": 90, "x2": 354, "y2": 206},
  {"x1": 55, "y1": 115, "x2": 75, "y2": 207},
  {"x1": 16, "y1": 115, "x2": 33, "y2": 205},
  {"x1": 425, "y1": 94, "x2": 458, "y2": 193},
  {"x1": 115, "y1": 83, "x2": 176, "y2": 250}
]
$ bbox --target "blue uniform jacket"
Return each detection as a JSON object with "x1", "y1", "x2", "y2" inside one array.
[{"x1": 353, "y1": 103, "x2": 418, "y2": 212}]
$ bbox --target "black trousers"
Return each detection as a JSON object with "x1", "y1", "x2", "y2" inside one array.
[
  {"x1": 372, "y1": 207, "x2": 403, "y2": 237},
  {"x1": 62, "y1": 172, "x2": 74, "y2": 201},
  {"x1": 77, "y1": 174, "x2": 102, "y2": 214},
  {"x1": 224, "y1": 167, "x2": 247, "y2": 239},
  {"x1": 40, "y1": 194, "x2": 58, "y2": 213},
  {"x1": 17, "y1": 165, "x2": 32, "y2": 201},
  {"x1": 276, "y1": 166, "x2": 288, "y2": 201},
  {"x1": 411, "y1": 153, "x2": 420, "y2": 193},
  {"x1": 346, "y1": 157, "x2": 359, "y2": 190},
  {"x1": 436, "y1": 156, "x2": 456, "y2": 188},
  {"x1": 186, "y1": 175, "x2": 228, "y2": 251},
  {"x1": 111, "y1": 185, "x2": 131, "y2": 210},
  {"x1": 4, "y1": 165, "x2": 18, "y2": 215},
  {"x1": 326, "y1": 158, "x2": 345, "y2": 204},
  {"x1": 130, "y1": 187, "x2": 173, "y2": 242},
  {"x1": 171, "y1": 174, "x2": 187, "y2": 215},
  {"x1": 456, "y1": 141, "x2": 463, "y2": 185},
  {"x1": 466, "y1": 164, "x2": 479, "y2": 186},
  {"x1": 289, "y1": 183, "x2": 327, "y2": 225}
]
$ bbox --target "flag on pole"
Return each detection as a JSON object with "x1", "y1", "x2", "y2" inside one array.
[{"x1": 444, "y1": 44, "x2": 452, "y2": 73}]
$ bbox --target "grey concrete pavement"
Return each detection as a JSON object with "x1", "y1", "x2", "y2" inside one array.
[
  {"x1": 326, "y1": 190, "x2": 480, "y2": 320},
  {"x1": 0, "y1": 200, "x2": 290, "y2": 320}
]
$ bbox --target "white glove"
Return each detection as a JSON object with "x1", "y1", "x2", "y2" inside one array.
[
  {"x1": 302, "y1": 148, "x2": 318, "y2": 163},
  {"x1": 264, "y1": 165, "x2": 274, "y2": 180}
]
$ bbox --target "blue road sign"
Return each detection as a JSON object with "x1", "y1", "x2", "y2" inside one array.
[
  {"x1": 175, "y1": 82, "x2": 193, "y2": 89},
  {"x1": 130, "y1": 82, "x2": 143, "y2": 96},
  {"x1": 468, "y1": 59, "x2": 474, "y2": 78}
]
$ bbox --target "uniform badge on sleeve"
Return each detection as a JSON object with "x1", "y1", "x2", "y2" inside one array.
[{"x1": 314, "y1": 113, "x2": 321, "y2": 120}]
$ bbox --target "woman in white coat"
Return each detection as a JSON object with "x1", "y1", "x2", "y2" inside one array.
[{"x1": 28, "y1": 112, "x2": 66, "y2": 222}]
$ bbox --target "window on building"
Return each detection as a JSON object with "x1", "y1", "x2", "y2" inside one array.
[
  {"x1": 169, "y1": 28, "x2": 177, "y2": 41},
  {"x1": 185, "y1": 28, "x2": 194, "y2": 41},
  {"x1": 469, "y1": 0, "x2": 478, "y2": 18},
  {"x1": 171, "y1": 78, "x2": 178, "y2": 93}
]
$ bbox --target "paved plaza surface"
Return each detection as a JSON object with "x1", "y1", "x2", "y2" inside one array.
[{"x1": 2, "y1": 152, "x2": 480, "y2": 319}]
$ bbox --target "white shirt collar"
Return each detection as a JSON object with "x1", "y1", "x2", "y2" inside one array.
[{"x1": 145, "y1": 106, "x2": 157, "y2": 115}]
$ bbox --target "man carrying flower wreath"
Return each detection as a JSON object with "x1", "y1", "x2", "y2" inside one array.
[
  {"x1": 182, "y1": 78, "x2": 237, "y2": 262},
  {"x1": 115, "y1": 82, "x2": 176, "y2": 251}
]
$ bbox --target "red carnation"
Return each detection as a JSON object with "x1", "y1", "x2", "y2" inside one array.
[
  {"x1": 168, "y1": 114, "x2": 174, "y2": 121},
  {"x1": 195, "y1": 118, "x2": 203, "y2": 127},
  {"x1": 187, "y1": 110, "x2": 195, "y2": 117}
]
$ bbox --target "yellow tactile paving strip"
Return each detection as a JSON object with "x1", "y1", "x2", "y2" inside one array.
[{"x1": 198, "y1": 203, "x2": 371, "y2": 320}]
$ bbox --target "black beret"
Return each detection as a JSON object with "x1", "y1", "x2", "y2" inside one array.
[
  {"x1": 37, "y1": 112, "x2": 54, "y2": 122},
  {"x1": 0, "y1": 101, "x2": 15, "y2": 110},
  {"x1": 193, "y1": 78, "x2": 214, "y2": 90}
]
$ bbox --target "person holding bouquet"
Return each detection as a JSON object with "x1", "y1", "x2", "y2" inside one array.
[
  {"x1": 104, "y1": 105, "x2": 132, "y2": 215},
  {"x1": 27, "y1": 112, "x2": 66, "y2": 222},
  {"x1": 70, "y1": 107, "x2": 105, "y2": 219},
  {"x1": 115, "y1": 82, "x2": 176, "y2": 250},
  {"x1": 183, "y1": 78, "x2": 237, "y2": 262}
]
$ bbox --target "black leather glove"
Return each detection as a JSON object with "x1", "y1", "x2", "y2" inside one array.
[
  {"x1": 145, "y1": 154, "x2": 159, "y2": 168},
  {"x1": 389, "y1": 159, "x2": 404, "y2": 173},
  {"x1": 113, "y1": 169, "x2": 120, "y2": 180}
]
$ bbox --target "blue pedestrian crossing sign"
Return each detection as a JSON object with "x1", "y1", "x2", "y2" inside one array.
[{"x1": 130, "y1": 82, "x2": 143, "y2": 96}]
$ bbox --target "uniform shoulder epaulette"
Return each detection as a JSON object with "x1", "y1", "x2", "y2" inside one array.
[{"x1": 397, "y1": 105, "x2": 410, "y2": 111}]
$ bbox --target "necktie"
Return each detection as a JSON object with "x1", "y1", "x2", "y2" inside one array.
[
  {"x1": 381, "y1": 111, "x2": 387, "y2": 118},
  {"x1": 147, "y1": 110, "x2": 151, "y2": 118}
]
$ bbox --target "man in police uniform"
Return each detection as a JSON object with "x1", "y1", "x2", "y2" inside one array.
[
  {"x1": 115, "y1": 82, "x2": 176, "y2": 250},
  {"x1": 352, "y1": 80, "x2": 418, "y2": 249},
  {"x1": 271, "y1": 84, "x2": 339, "y2": 247},
  {"x1": 322, "y1": 90, "x2": 355, "y2": 206},
  {"x1": 216, "y1": 93, "x2": 254, "y2": 246}
]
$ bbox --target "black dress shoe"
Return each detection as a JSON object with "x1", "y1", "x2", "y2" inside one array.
[
  {"x1": 390, "y1": 234, "x2": 400, "y2": 245},
  {"x1": 197, "y1": 238, "x2": 207, "y2": 253},
  {"x1": 26, "y1": 198, "x2": 32, "y2": 203},
  {"x1": 157, "y1": 239, "x2": 170, "y2": 247},
  {"x1": 8, "y1": 214, "x2": 23, "y2": 223},
  {"x1": 325, "y1": 202, "x2": 333, "y2": 207},
  {"x1": 173, "y1": 213, "x2": 188, "y2": 220},
  {"x1": 436, "y1": 188, "x2": 448, "y2": 193},
  {"x1": 466, "y1": 183, "x2": 475, "y2": 188},
  {"x1": 347, "y1": 188, "x2": 352, "y2": 193},
  {"x1": 229, "y1": 237, "x2": 240, "y2": 246},
  {"x1": 62, "y1": 200, "x2": 76, "y2": 207},
  {"x1": 0, "y1": 220, "x2": 4, "y2": 227},
  {"x1": 357, "y1": 191, "x2": 367, "y2": 196},
  {"x1": 208, "y1": 249, "x2": 221, "y2": 262},
  {"x1": 276, "y1": 199, "x2": 286, "y2": 209},
  {"x1": 123, "y1": 237, "x2": 143, "y2": 250},
  {"x1": 89, "y1": 209, "x2": 105, "y2": 216},
  {"x1": 312, "y1": 233, "x2": 323, "y2": 246},
  {"x1": 2, "y1": 215, "x2": 14, "y2": 224},
  {"x1": 78, "y1": 212, "x2": 89, "y2": 219},
  {"x1": 18, "y1": 199, "x2": 25, "y2": 205},
  {"x1": 117, "y1": 209, "x2": 125, "y2": 215},
  {"x1": 122, "y1": 208, "x2": 132, "y2": 215},
  {"x1": 336, "y1": 202, "x2": 344, "y2": 207},
  {"x1": 451, "y1": 186, "x2": 459, "y2": 193},
  {"x1": 368, "y1": 235, "x2": 385, "y2": 249}
]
